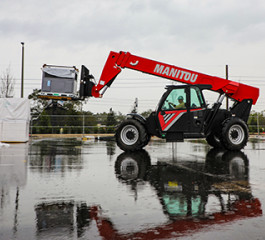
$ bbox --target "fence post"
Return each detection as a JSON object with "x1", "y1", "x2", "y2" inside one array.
[
  {"x1": 82, "y1": 114, "x2": 85, "y2": 136},
  {"x1": 257, "y1": 112, "x2": 260, "y2": 135}
]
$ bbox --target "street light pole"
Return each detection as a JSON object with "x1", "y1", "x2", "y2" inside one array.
[{"x1": 21, "y1": 42, "x2": 24, "y2": 98}]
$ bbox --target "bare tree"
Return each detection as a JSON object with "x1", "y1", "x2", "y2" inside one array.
[{"x1": 0, "y1": 66, "x2": 15, "y2": 98}]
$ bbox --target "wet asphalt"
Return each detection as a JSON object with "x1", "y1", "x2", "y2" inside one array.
[{"x1": 0, "y1": 137, "x2": 265, "y2": 240}]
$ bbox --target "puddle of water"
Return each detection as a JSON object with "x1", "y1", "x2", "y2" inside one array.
[{"x1": 0, "y1": 139, "x2": 264, "y2": 239}]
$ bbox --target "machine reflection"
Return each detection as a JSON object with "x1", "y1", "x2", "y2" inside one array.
[
  {"x1": 29, "y1": 139, "x2": 83, "y2": 172},
  {"x1": 33, "y1": 149, "x2": 262, "y2": 240},
  {"x1": 111, "y1": 149, "x2": 262, "y2": 239},
  {"x1": 35, "y1": 201, "x2": 91, "y2": 238}
]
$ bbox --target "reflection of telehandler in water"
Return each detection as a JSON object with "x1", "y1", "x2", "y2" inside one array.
[
  {"x1": 90, "y1": 149, "x2": 262, "y2": 240},
  {"x1": 33, "y1": 150, "x2": 262, "y2": 239}
]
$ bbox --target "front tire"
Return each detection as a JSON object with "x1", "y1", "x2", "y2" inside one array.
[
  {"x1": 115, "y1": 119, "x2": 149, "y2": 151},
  {"x1": 115, "y1": 150, "x2": 151, "y2": 181},
  {"x1": 206, "y1": 133, "x2": 223, "y2": 149},
  {"x1": 221, "y1": 118, "x2": 248, "y2": 151}
]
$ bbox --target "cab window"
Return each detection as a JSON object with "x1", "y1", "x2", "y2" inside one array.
[
  {"x1": 190, "y1": 87, "x2": 203, "y2": 109},
  {"x1": 162, "y1": 88, "x2": 186, "y2": 110}
]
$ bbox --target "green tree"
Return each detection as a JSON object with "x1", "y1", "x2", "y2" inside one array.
[
  {"x1": 106, "y1": 108, "x2": 117, "y2": 126},
  {"x1": 105, "y1": 108, "x2": 117, "y2": 133},
  {"x1": 248, "y1": 111, "x2": 265, "y2": 134},
  {"x1": 115, "y1": 111, "x2": 126, "y2": 123},
  {"x1": 28, "y1": 89, "x2": 84, "y2": 133},
  {"x1": 140, "y1": 109, "x2": 153, "y2": 119},
  {"x1": 28, "y1": 89, "x2": 49, "y2": 115}
]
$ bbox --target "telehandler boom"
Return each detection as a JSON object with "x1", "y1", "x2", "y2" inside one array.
[{"x1": 81, "y1": 51, "x2": 259, "y2": 151}]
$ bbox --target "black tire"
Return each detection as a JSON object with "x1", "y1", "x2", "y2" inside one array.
[
  {"x1": 221, "y1": 118, "x2": 248, "y2": 151},
  {"x1": 205, "y1": 149, "x2": 248, "y2": 178},
  {"x1": 222, "y1": 151, "x2": 249, "y2": 180},
  {"x1": 115, "y1": 150, "x2": 151, "y2": 181},
  {"x1": 115, "y1": 119, "x2": 150, "y2": 151},
  {"x1": 206, "y1": 133, "x2": 223, "y2": 149}
]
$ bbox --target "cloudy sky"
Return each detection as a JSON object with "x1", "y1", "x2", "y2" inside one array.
[{"x1": 1, "y1": 0, "x2": 265, "y2": 113}]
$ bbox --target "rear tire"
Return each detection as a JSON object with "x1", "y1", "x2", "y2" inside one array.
[
  {"x1": 221, "y1": 118, "x2": 248, "y2": 151},
  {"x1": 115, "y1": 119, "x2": 150, "y2": 151}
]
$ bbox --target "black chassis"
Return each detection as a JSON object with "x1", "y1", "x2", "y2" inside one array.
[{"x1": 128, "y1": 84, "x2": 253, "y2": 142}]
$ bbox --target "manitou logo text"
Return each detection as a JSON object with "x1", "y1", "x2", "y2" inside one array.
[{"x1": 154, "y1": 64, "x2": 198, "y2": 83}]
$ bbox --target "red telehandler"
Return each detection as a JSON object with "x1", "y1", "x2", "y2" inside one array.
[{"x1": 80, "y1": 51, "x2": 259, "y2": 151}]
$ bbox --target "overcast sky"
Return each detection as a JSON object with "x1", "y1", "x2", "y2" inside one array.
[{"x1": 1, "y1": 0, "x2": 265, "y2": 113}]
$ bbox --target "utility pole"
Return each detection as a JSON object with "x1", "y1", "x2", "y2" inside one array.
[
  {"x1": 226, "y1": 64, "x2": 229, "y2": 110},
  {"x1": 21, "y1": 42, "x2": 25, "y2": 98}
]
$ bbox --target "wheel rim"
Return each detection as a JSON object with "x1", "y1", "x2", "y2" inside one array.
[
  {"x1": 228, "y1": 124, "x2": 244, "y2": 145},
  {"x1": 120, "y1": 158, "x2": 139, "y2": 180},
  {"x1": 120, "y1": 125, "x2": 139, "y2": 145},
  {"x1": 229, "y1": 157, "x2": 245, "y2": 179}
]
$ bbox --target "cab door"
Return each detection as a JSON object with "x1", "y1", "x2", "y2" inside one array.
[
  {"x1": 157, "y1": 86, "x2": 207, "y2": 138},
  {"x1": 189, "y1": 86, "x2": 207, "y2": 133}
]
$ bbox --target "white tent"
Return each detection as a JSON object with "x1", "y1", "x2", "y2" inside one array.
[{"x1": 0, "y1": 98, "x2": 30, "y2": 142}]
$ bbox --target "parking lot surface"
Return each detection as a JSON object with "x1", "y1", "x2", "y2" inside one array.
[{"x1": 0, "y1": 138, "x2": 265, "y2": 240}]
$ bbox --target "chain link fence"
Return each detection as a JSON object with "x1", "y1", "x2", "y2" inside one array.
[
  {"x1": 30, "y1": 115, "x2": 118, "y2": 134},
  {"x1": 30, "y1": 114, "x2": 265, "y2": 135}
]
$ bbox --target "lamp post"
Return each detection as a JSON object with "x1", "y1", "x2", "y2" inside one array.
[{"x1": 21, "y1": 42, "x2": 24, "y2": 98}]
